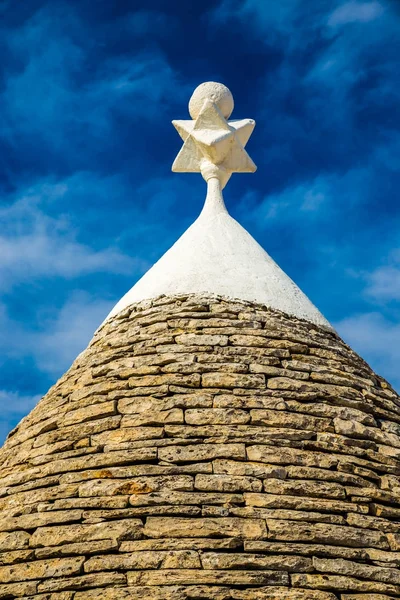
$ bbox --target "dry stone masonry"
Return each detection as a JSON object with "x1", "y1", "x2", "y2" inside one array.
[
  {"x1": 1, "y1": 294, "x2": 400, "y2": 599},
  {"x1": 1, "y1": 81, "x2": 398, "y2": 598}
]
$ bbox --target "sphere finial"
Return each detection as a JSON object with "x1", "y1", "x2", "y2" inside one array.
[
  {"x1": 189, "y1": 81, "x2": 234, "y2": 119},
  {"x1": 172, "y1": 81, "x2": 256, "y2": 189}
]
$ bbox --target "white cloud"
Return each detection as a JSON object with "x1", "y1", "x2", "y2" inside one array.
[
  {"x1": 238, "y1": 174, "x2": 333, "y2": 224},
  {"x1": 0, "y1": 6, "x2": 188, "y2": 154},
  {"x1": 328, "y1": 1, "x2": 384, "y2": 27},
  {"x1": 209, "y1": 0, "x2": 304, "y2": 38},
  {"x1": 124, "y1": 10, "x2": 179, "y2": 38},
  {"x1": 0, "y1": 390, "x2": 41, "y2": 444},
  {"x1": 0, "y1": 390, "x2": 41, "y2": 419},
  {"x1": 0, "y1": 289, "x2": 117, "y2": 444},
  {"x1": 335, "y1": 245, "x2": 400, "y2": 393},
  {"x1": 361, "y1": 247, "x2": 400, "y2": 303},
  {"x1": 335, "y1": 311, "x2": 400, "y2": 391},
  {"x1": 0, "y1": 291, "x2": 113, "y2": 377},
  {"x1": 365, "y1": 265, "x2": 400, "y2": 302},
  {"x1": 210, "y1": 0, "x2": 396, "y2": 131},
  {"x1": 0, "y1": 174, "x2": 144, "y2": 290},
  {"x1": 306, "y1": 2, "x2": 391, "y2": 99},
  {"x1": 301, "y1": 189, "x2": 327, "y2": 212},
  {"x1": 31, "y1": 291, "x2": 114, "y2": 375},
  {"x1": 216, "y1": 0, "x2": 384, "y2": 33}
]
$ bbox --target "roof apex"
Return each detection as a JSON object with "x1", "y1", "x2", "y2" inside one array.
[{"x1": 105, "y1": 82, "x2": 332, "y2": 331}]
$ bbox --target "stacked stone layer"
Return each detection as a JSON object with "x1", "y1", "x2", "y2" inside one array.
[{"x1": 1, "y1": 294, "x2": 400, "y2": 599}]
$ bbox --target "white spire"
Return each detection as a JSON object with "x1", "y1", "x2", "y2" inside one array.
[{"x1": 105, "y1": 82, "x2": 332, "y2": 330}]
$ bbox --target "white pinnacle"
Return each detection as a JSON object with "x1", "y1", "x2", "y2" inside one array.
[
  {"x1": 172, "y1": 81, "x2": 256, "y2": 189},
  {"x1": 104, "y1": 82, "x2": 332, "y2": 330}
]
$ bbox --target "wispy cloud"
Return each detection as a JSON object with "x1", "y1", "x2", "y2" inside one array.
[
  {"x1": 327, "y1": 1, "x2": 385, "y2": 27},
  {"x1": 239, "y1": 176, "x2": 331, "y2": 222},
  {"x1": 364, "y1": 250, "x2": 400, "y2": 303},
  {"x1": 0, "y1": 4, "x2": 187, "y2": 181},
  {"x1": 30, "y1": 291, "x2": 114, "y2": 375},
  {"x1": 237, "y1": 167, "x2": 377, "y2": 239},
  {"x1": 0, "y1": 391, "x2": 41, "y2": 444},
  {"x1": 0, "y1": 175, "x2": 143, "y2": 290},
  {"x1": 0, "y1": 291, "x2": 113, "y2": 377},
  {"x1": 209, "y1": 0, "x2": 400, "y2": 177},
  {"x1": 209, "y1": 0, "x2": 307, "y2": 40},
  {"x1": 124, "y1": 10, "x2": 179, "y2": 39},
  {"x1": 335, "y1": 242, "x2": 400, "y2": 392},
  {"x1": 335, "y1": 312, "x2": 400, "y2": 390},
  {"x1": 0, "y1": 286, "x2": 112, "y2": 444},
  {"x1": 1, "y1": 44, "x2": 182, "y2": 153}
]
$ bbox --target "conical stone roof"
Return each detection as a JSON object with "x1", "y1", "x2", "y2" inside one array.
[
  {"x1": 105, "y1": 82, "x2": 331, "y2": 331},
  {"x1": 1, "y1": 83, "x2": 400, "y2": 599},
  {"x1": 1, "y1": 295, "x2": 400, "y2": 599}
]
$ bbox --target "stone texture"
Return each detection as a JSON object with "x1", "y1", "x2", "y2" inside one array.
[
  {"x1": 127, "y1": 569, "x2": 289, "y2": 586},
  {"x1": 0, "y1": 556, "x2": 84, "y2": 583},
  {"x1": 0, "y1": 530, "x2": 30, "y2": 551},
  {"x1": 313, "y1": 556, "x2": 400, "y2": 585},
  {"x1": 202, "y1": 372, "x2": 265, "y2": 389},
  {"x1": 84, "y1": 550, "x2": 201, "y2": 572},
  {"x1": 195, "y1": 474, "x2": 262, "y2": 492},
  {"x1": 266, "y1": 519, "x2": 389, "y2": 549},
  {"x1": 143, "y1": 517, "x2": 267, "y2": 539},
  {"x1": 1, "y1": 294, "x2": 400, "y2": 598},
  {"x1": 0, "y1": 582, "x2": 38, "y2": 598},
  {"x1": 29, "y1": 519, "x2": 142, "y2": 548},
  {"x1": 200, "y1": 551, "x2": 312, "y2": 572},
  {"x1": 37, "y1": 571, "x2": 126, "y2": 592},
  {"x1": 292, "y1": 573, "x2": 400, "y2": 595}
]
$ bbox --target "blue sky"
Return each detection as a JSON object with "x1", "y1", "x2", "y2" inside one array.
[{"x1": 0, "y1": 0, "x2": 399, "y2": 442}]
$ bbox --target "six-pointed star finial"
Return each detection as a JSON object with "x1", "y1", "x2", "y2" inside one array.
[{"x1": 172, "y1": 82, "x2": 256, "y2": 189}]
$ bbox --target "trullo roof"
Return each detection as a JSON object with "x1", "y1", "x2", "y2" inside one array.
[
  {"x1": 105, "y1": 82, "x2": 331, "y2": 331},
  {"x1": 0, "y1": 82, "x2": 399, "y2": 600}
]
